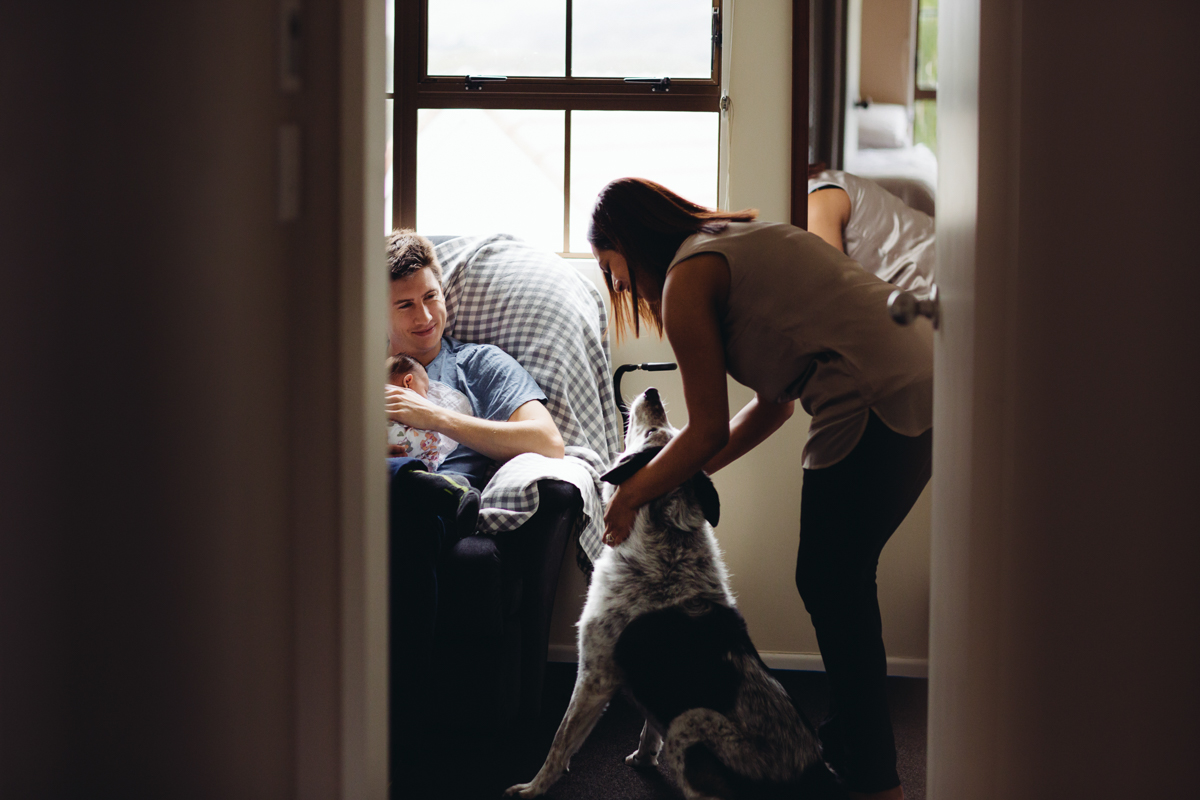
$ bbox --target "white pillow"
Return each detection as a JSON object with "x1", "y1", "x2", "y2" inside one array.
[{"x1": 856, "y1": 102, "x2": 911, "y2": 149}]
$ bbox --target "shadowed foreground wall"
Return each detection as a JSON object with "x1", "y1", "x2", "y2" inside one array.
[
  {"x1": 927, "y1": 1, "x2": 1200, "y2": 798},
  {"x1": 0, "y1": 2, "x2": 376, "y2": 796}
]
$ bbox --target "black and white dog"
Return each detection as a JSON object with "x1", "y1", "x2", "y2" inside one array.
[{"x1": 506, "y1": 388, "x2": 828, "y2": 799}]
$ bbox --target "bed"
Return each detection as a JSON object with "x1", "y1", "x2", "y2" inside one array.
[{"x1": 844, "y1": 102, "x2": 939, "y2": 217}]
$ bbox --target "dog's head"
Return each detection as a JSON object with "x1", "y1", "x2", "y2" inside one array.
[{"x1": 601, "y1": 388, "x2": 720, "y2": 528}]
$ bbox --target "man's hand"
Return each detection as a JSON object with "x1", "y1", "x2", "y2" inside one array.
[{"x1": 385, "y1": 385, "x2": 443, "y2": 431}]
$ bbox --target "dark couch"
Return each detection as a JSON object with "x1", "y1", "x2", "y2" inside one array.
[{"x1": 431, "y1": 478, "x2": 582, "y2": 728}]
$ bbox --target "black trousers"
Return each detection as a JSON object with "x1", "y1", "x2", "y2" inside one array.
[{"x1": 796, "y1": 411, "x2": 932, "y2": 793}]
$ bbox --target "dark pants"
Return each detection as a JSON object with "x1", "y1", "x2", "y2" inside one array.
[
  {"x1": 387, "y1": 457, "x2": 466, "y2": 798},
  {"x1": 795, "y1": 411, "x2": 932, "y2": 793}
]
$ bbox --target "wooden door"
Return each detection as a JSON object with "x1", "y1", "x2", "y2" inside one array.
[{"x1": 927, "y1": 1, "x2": 1200, "y2": 798}]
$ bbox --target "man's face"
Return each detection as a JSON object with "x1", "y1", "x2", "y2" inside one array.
[{"x1": 389, "y1": 267, "x2": 446, "y2": 365}]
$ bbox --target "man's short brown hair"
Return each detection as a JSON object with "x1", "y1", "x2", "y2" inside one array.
[{"x1": 387, "y1": 228, "x2": 442, "y2": 283}]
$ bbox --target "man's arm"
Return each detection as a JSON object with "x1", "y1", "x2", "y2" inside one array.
[
  {"x1": 448, "y1": 398, "x2": 564, "y2": 461},
  {"x1": 386, "y1": 388, "x2": 564, "y2": 462}
]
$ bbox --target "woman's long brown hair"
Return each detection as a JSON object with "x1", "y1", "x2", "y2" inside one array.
[{"x1": 587, "y1": 178, "x2": 757, "y2": 340}]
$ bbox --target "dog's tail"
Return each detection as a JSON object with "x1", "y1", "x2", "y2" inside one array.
[
  {"x1": 667, "y1": 708, "x2": 844, "y2": 799},
  {"x1": 679, "y1": 742, "x2": 844, "y2": 800}
]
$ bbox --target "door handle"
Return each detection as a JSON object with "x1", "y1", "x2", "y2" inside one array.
[{"x1": 888, "y1": 284, "x2": 940, "y2": 330}]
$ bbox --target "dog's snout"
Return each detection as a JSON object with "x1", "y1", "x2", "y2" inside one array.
[{"x1": 627, "y1": 387, "x2": 669, "y2": 439}]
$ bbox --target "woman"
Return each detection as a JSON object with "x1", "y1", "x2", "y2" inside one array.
[
  {"x1": 807, "y1": 166, "x2": 935, "y2": 299},
  {"x1": 590, "y1": 178, "x2": 932, "y2": 800}
]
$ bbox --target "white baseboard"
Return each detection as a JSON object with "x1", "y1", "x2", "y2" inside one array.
[{"x1": 548, "y1": 644, "x2": 928, "y2": 679}]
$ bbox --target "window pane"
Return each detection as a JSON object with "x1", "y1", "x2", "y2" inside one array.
[
  {"x1": 385, "y1": 0, "x2": 394, "y2": 93},
  {"x1": 417, "y1": 109, "x2": 565, "y2": 252},
  {"x1": 916, "y1": 0, "x2": 938, "y2": 91},
  {"x1": 427, "y1": 0, "x2": 565, "y2": 77},
  {"x1": 569, "y1": 110, "x2": 718, "y2": 253},
  {"x1": 385, "y1": 98, "x2": 394, "y2": 233},
  {"x1": 914, "y1": 98, "x2": 937, "y2": 154},
  {"x1": 573, "y1": 0, "x2": 714, "y2": 79}
]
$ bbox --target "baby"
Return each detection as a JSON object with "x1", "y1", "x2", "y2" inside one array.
[
  {"x1": 386, "y1": 354, "x2": 473, "y2": 471},
  {"x1": 387, "y1": 354, "x2": 481, "y2": 538}
]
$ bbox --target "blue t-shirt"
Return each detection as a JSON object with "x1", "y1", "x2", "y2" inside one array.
[{"x1": 423, "y1": 336, "x2": 548, "y2": 489}]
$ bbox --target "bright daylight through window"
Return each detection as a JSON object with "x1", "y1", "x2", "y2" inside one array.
[
  {"x1": 386, "y1": 0, "x2": 722, "y2": 255},
  {"x1": 913, "y1": 0, "x2": 937, "y2": 153}
]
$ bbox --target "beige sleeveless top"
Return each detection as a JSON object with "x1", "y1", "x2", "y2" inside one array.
[
  {"x1": 668, "y1": 221, "x2": 933, "y2": 469},
  {"x1": 808, "y1": 169, "x2": 936, "y2": 300}
]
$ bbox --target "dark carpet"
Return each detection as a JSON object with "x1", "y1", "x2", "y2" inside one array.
[{"x1": 410, "y1": 663, "x2": 927, "y2": 800}]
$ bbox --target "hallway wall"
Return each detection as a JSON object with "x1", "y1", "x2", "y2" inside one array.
[{"x1": 0, "y1": 2, "x2": 378, "y2": 796}]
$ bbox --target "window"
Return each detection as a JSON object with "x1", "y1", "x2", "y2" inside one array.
[
  {"x1": 386, "y1": 0, "x2": 723, "y2": 255},
  {"x1": 913, "y1": 0, "x2": 937, "y2": 153}
]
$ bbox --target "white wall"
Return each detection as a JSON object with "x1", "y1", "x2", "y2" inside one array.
[
  {"x1": 860, "y1": 0, "x2": 917, "y2": 107},
  {"x1": 548, "y1": 0, "x2": 932, "y2": 675}
]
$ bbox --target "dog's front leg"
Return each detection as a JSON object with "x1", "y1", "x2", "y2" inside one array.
[
  {"x1": 625, "y1": 719, "x2": 664, "y2": 768},
  {"x1": 504, "y1": 670, "x2": 617, "y2": 798}
]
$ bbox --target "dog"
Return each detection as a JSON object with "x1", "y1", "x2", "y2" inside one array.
[{"x1": 506, "y1": 388, "x2": 829, "y2": 799}]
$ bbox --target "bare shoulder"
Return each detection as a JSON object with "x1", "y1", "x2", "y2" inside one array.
[
  {"x1": 807, "y1": 185, "x2": 850, "y2": 220},
  {"x1": 663, "y1": 252, "x2": 730, "y2": 312},
  {"x1": 807, "y1": 187, "x2": 851, "y2": 253},
  {"x1": 661, "y1": 252, "x2": 730, "y2": 354}
]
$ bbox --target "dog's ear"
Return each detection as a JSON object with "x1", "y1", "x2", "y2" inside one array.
[
  {"x1": 687, "y1": 471, "x2": 721, "y2": 527},
  {"x1": 601, "y1": 446, "x2": 665, "y2": 485}
]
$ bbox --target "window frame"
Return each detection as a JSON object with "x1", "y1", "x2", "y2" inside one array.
[
  {"x1": 913, "y1": 0, "x2": 936, "y2": 102},
  {"x1": 390, "y1": 0, "x2": 725, "y2": 253},
  {"x1": 911, "y1": 0, "x2": 936, "y2": 153}
]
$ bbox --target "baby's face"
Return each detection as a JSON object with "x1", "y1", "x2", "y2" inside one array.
[{"x1": 389, "y1": 370, "x2": 429, "y2": 397}]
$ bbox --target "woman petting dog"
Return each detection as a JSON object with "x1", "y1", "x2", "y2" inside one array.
[{"x1": 590, "y1": 177, "x2": 933, "y2": 800}]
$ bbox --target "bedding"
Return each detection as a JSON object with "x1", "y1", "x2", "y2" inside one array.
[
  {"x1": 855, "y1": 101, "x2": 911, "y2": 149},
  {"x1": 845, "y1": 142, "x2": 939, "y2": 217}
]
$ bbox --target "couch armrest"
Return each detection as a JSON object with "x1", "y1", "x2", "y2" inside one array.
[{"x1": 497, "y1": 478, "x2": 582, "y2": 721}]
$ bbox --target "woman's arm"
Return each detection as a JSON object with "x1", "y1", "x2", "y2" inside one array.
[
  {"x1": 603, "y1": 253, "x2": 732, "y2": 545},
  {"x1": 807, "y1": 187, "x2": 851, "y2": 253},
  {"x1": 386, "y1": 389, "x2": 564, "y2": 461},
  {"x1": 703, "y1": 394, "x2": 794, "y2": 474}
]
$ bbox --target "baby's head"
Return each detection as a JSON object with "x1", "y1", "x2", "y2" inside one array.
[{"x1": 387, "y1": 354, "x2": 429, "y2": 396}]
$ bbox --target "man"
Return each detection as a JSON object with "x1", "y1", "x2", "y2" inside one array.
[
  {"x1": 384, "y1": 229, "x2": 563, "y2": 796},
  {"x1": 385, "y1": 229, "x2": 564, "y2": 495}
]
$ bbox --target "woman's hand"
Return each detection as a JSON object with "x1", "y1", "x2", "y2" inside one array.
[
  {"x1": 602, "y1": 487, "x2": 638, "y2": 547},
  {"x1": 385, "y1": 385, "x2": 442, "y2": 430}
]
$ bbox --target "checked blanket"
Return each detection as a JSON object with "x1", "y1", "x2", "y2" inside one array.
[{"x1": 436, "y1": 234, "x2": 623, "y2": 566}]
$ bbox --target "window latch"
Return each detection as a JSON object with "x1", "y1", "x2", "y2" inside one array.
[
  {"x1": 624, "y1": 77, "x2": 671, "y2": 93},
  {"x1": 465, "y1": 75, "x2": 507, "y2": 91},
  {"x1": 712, "y1": 8, "x2": 722, "y2": 47}
]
